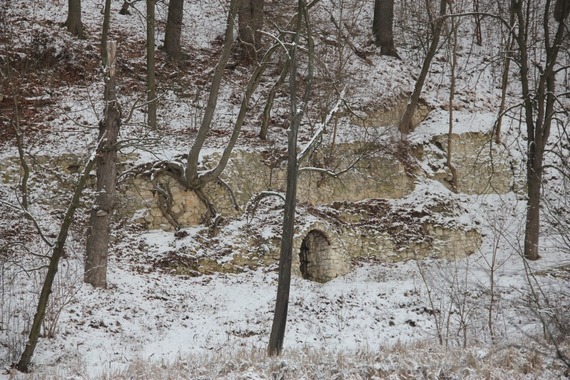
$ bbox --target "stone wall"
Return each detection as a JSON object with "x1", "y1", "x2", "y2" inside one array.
[
  {"x1": 423, "y1": 132, "x2": 515, "y2": 194},
  {"x1": 126, "y1": 145, "x2": 415, "y2": 230},
  {"x1": 204, "y1": 145, "x2": 415, "y2": 217},
  {"x1": 133, "y1": 131, "x2": 514, "y2": 230},
  {"x1": 120, "y1": 175, "x2": 207, "y2": 230},
  {"x1": 292, "y1": 223, "x2": 351, "y2": 282},
  {"x1": 339, "y1": 226, "x2": 481, "y2": 262},
  {"x1": 286, "y1": 219, "x2": 482, "y2": 283}
]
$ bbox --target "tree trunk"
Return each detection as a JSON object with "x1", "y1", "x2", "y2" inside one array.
[
  {"x1": 473, "y1": 0, "x2": 482, "y2": 45},
  {"x1": 238, "y1": 0, "x2": 264, "y2": 61},
  {"x1": 65, "y1": 0, "x2": 84, "y2": 38},
  {"x1": 185, "y1": 0, "x2": 238, "y2": 185},
  {"x1": 399, "y1": 0, "x2": 447, "y2": 134},
  {"x1": 165, "y1": 0, "x2": 184, "y2": 61},
  {"x1": 260, "y1": 62, "x2": 288, "y2": 139},
  {"x1": 147, "y1": 0, "x2": 157, "y2": 129},
  {"x1": 554, "y1": 0, "x2": 570, "y2": 21},
  {"x1": 524, "y1": 157, "x2": 542, "y2": 260},
  {"x1": 17, "y1": 147, "x2": 99, "y2": 372},
  {"x1": 101, "y1": 0, "x2": 112, "y2": 67},
  {"x1": 495, "y1": 3, "x2": 516, "y2": 144},
  {"x1": 515, "y1": 0, "x2": 567, "y2": 260},
  {"x1": 85, "y1": 42, "x2": 120, "y2": 288},
  {"x1": 268, "y1": 0, "x2": 312, "y2": 356},
  {"x1": 372, "y1": 0, "x2": 399, "y2": 58},
  {"x1": 446, "y1": 9, "x2": 458, "y2": 190}
]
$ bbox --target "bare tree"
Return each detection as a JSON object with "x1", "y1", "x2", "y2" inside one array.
[
  {"x1": 372, "y1": 0, "x2": 399, "y2": 58},
  {"x1": 16, "y1": 143, "x2": 102, "y2": 372},
  {"x1": 495, "y1": 2, "x2": 516, "y2": 144},
  {"x1": 446, "y1": 2, "x2": 458, "y2": 190},
  {"x1": 268, "y1": 0, "x2": 313, "y2": 356},
  {"x1": 146, "y1": 0, "x2": 267, "y2": 224},
  {"x1": 101, "y1": 0, "x2": 112, "y2": 69},
  {"x1": 238, "y1": 0, "x2": 264, "y2": 61},
  {"x1": 473, "y1": 0, "x2": 482, "y2": 45},
  {"x1": 399, "y1": 0, "x2": 448, "y2": 134},
  {"x1": 65, "y1": 0, "x2": 84, "y2": 38},
  {"x1": 142, "y1": 0, "x2": 322, "y2": 228},
  {"x1": 554, "y1": 0, "x2": 570, "y2": 21},
  {"x1": 515, "y1": 0, "x2": 569, "y2": 260},
  {"x1": 164, "y1": 0, "x2": 184, "y2": 61},
  {"x1": 147, "y1": 0, "x2": 157, "y2": 129},
  {"x1": 85, "y1": 39, "x2": 120, "y2": 288}
]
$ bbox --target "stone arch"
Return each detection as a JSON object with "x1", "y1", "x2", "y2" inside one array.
[{"x1": 299, "y1": 229, "x2": 336, "y2": 283}]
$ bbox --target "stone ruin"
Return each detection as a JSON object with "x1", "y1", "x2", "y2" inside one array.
[
  {"x1": 0, "y1": 131, "x2": 515, "y2": 283},
  {"x1": 297, "y1": 228, "x2": 348, "y2": 283}
]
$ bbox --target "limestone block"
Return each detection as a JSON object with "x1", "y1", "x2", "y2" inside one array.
[{"x1": 430, "y1": 132, "x2": 514, "y2": 194}]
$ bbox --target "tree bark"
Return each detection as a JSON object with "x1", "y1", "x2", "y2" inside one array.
[
  {"x1": 85, "y1": 41, "x2": 120, "y2": 288},
  {"x1": 65, "y1": 0, "x2": 84, "y2": 38},
  {"x1": 446, "y1": 9, "x2": 458, "y2": 190},
  {"x1": 524, "y1": 158, "x2": 543, "y2": 260},
  {"x1": 473, "y1": 0, "x2": 482, "y2": 45},
  {"x1": 17, "y1": 146, "x2": 99, "y2": 372},
  {"x1": 515, "y1": 0, "x2": 567, "y2": 260},
  {"x1": 399, "y1": 0, "x2": 447, "y2": 134},
  {"x1": 260, "y1": 62, "x2": 289, "y2": 139},
  {"x1": 495, "y1": 3, "x2": 516, "y2": 144},
  {"x1": 185, "y1": 0, "x2": 238, "y2": 185},
  {"x1": 268, "y1": 0, "x2": 312, "y2": 357},
  {"x1": 554, "y1": 0, "x2": 570, "y2": 21},
  {"x1": 147, "y1": 0, "x2": 157, "y2": 129},
  {"x1": 101, "y1": 0, "x2": 112, "y2": 68},
  {"x1": 165, "y1": 0, "x2": 184, "y2": 61},
  {"x1": 372, "y1": 0, "x2": 399, "y2": 58},
  {"x1": 238, "y1": 0, "x2": 264, "y2": 61}
]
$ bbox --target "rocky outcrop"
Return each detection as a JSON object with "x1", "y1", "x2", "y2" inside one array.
[
  {"x1": 0, "y1": 130, "x2": 506, "y2": 282},
  {"x1": 418, "y1": 132, "x2": 515, "y2": 194}
]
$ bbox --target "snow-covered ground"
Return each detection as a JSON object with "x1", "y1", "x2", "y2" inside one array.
[{"x1": 1, "y1": 0, "x2": 569, "y2": 378}]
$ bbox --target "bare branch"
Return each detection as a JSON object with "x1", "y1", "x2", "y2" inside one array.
[
  {"x1": 298, "y1": 152, "x2": 364, "y2": 178},
  {"x1": 297, "y1": 88, "x2": 345, "y2": 164},
  {"x1": 245, "y1": 191, "x2": 286, "y2": 223},
  {"x1": 217, "y1": 177, "x2": 241, "y2": 212}
]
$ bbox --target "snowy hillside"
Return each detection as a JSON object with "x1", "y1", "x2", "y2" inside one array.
[{"x1": 1, "y1": 0, "x2": 569, "y2": 378}]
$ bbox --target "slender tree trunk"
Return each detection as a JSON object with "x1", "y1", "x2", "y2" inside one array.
[
  {"x1": 524, "y1": 158, "x2": 543, "y2": 260},
  {"x1": 165, "y1": 0, "x2": 184, "y2": 61},
  {"x1": 147, "y1": 0, "x2": 157, "y2": 129},
  {"x1": 260, "y1": 63, "x2": 288, "y2": 139},
  {"x1": 495, "y1": 4, "x2": 516, "y2": 144},
  {"x1": 268, "y1": 0, "x2": 312, "y2": 356},
  {"x1": 446, "y1": 8, "x2": 458, "y2": 190},
  {"x1": 186, "y1": 0, "x2": 238, "y2": 185},
  {"x1": 516, "y1": 0, "x2": 567, "y2": 260},
  {"x1": 267, "y1": 38, "x2": 299, "y2": 360},
  {"x1": 85, "y1": 42, "x2": 120, "y2": 288},
  {"x1": 372, "y1": 0, "x2": 399, "y2": 58},
  {"x1": 473, "y1": 0, "x2": 482, "y2": 45},
  {"x1": 65, "y1": 0, "x2": 84, "y2": 38},
  {"x1": 554, "y1": 0, "x2": 570, "y2": 21},
  {"x1": 399, "y1": 0, "x2": 447, "y2": 134},
  {"x1": 17, "y1": 147, "x2": 99, "y2": 372},
  {"x1": 238, "y1": 0, "x2": 264, "y2": 61},
  {"x1": 13, "y1": 98, "x2": 29, "y2": 210},
  {"x1": 101, "y1": 0, "x2": 112, "y2": 67}
]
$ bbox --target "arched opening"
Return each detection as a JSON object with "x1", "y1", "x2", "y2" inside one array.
[{"x1": 299, "y1": 229, "x2": 332, "y2": 282}]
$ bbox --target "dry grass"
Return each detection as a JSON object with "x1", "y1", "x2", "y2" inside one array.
[{"x1": 11, "y1": 337, "x2": 568, "y2": 379}]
